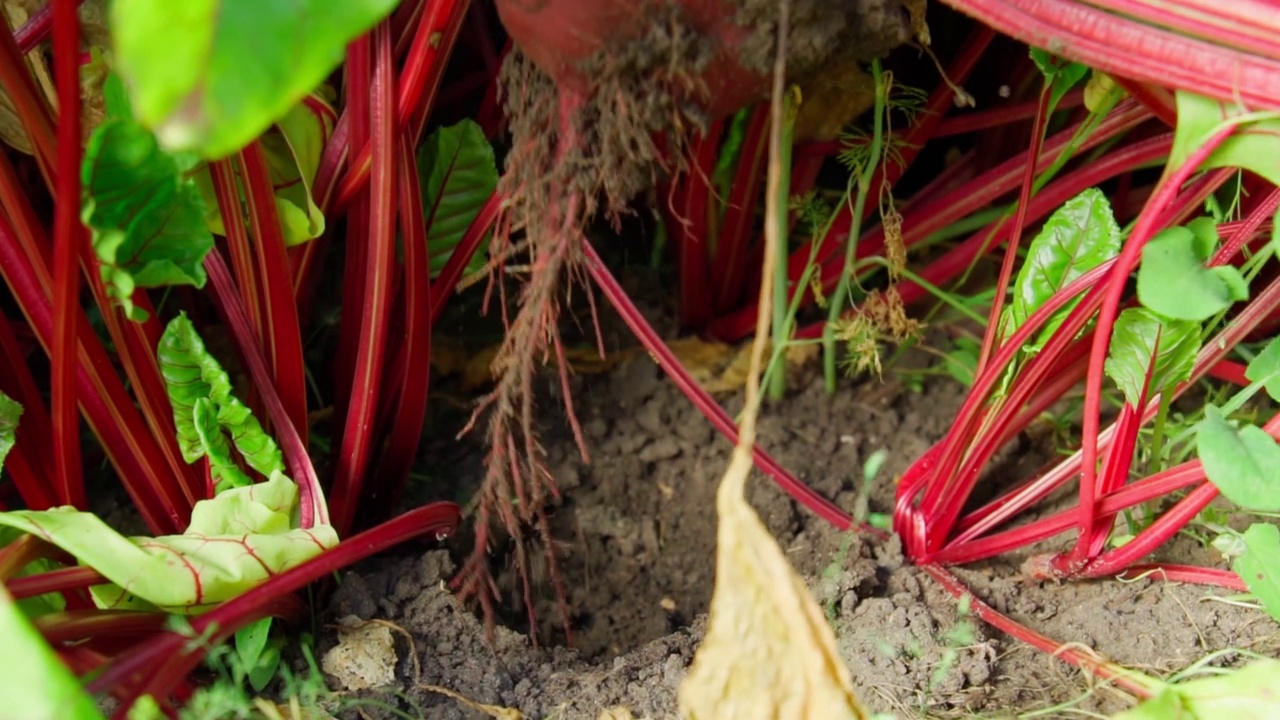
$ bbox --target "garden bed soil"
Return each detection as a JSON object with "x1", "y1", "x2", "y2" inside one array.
[{"x1": 321, "y1": 268, "x2": 1280, "y2": 719}]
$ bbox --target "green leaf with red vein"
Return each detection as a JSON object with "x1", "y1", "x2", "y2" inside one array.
[
  {"x1": 0, "y1": 473, "x2": 337, "y2": 613},
  {"x1": 0, "y1": 390, "x2": 19, "y2": 474},
  {"x1": 418, "y1": 119, "x2": 498, "y2": 277},
  {"x1": 1172, "y1": 91, "x2": 1280, "y2": 188},
  {"x1": 110, "y1": 0, "x2": 397, "y2": 158},
  {"x1": 1001, "y1": 187, "x2": 1121, "y2": 350},
  {"x1": 0, "y1": 585, "x2": 104, "y2": 720},
  {"x1": 82, "y1": 117, "x2": 213, "y2": 321},
  {"x1": 158, "y1": 313, "x2": 285, "y2": 492},
  {"x1": 1103, "y1": 308, "x2": 1199, "y2": 406}
]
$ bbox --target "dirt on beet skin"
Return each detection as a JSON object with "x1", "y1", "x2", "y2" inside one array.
[{"x1": 316, "y1": 267, "x2": 1280, "y2": 719}]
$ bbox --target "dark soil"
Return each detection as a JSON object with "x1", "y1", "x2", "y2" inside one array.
[{"x1": 318, "y1": 268, "x2": 1280, "y2": 719}]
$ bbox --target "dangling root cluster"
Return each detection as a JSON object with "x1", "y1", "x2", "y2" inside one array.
[{"x1": 454, "y1": 5, "x2": 716, "y2": 638}]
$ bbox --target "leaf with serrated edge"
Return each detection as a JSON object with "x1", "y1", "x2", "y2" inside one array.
[
  {"x1": 1104, "y1": 308, "x2": 1199, "y2": 406},
  {"x1": 1002, "y1": 187, "x2": 1121, "y2": 349},
  {"x1": 82, "y1": 118, "x2": 212, "y2": 320},
  {"x1": 158, "y1": 313, "x2": 285, "y2": 479},
  {"x1": 1197, "y1": 406, "x2": 1280, "y2": 512},
  {"x1": 418, "y1": 119, "x2": 498, "y2": 277},
  {"x1": 0, "y1": 474, "x2": 337, "y2": 613}
]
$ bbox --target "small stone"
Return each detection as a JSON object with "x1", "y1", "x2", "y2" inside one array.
[{"x1": 321, "y1": 617, "x2": 397, "y2": 691}]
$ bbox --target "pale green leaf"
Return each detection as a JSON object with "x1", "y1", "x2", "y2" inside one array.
[{"x1": 1104, "y1": 308, "x2": 1200, "y2": 406}]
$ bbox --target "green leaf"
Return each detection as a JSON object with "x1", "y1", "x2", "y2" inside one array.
[
  {"x1": 111, "y1": 0, "x2": 398, "y2": 158},
  {"x1": 417, "y1": 119, "x2": 498, "y2": 277},
  {"x1": 0, "y1": 474, "x2": 338, "y2": 613},
  {"x1": 1171, "y1": 91, "x2": 1280, "y2": 188},
  {"x1": 1245, "y1": 335, "x2": 1280, "y2": 403},
  {"x1": 1234, "y1": 523, "x2": 1280, "y2": 624},
  {"x1": 0, "y1": 390, "x2": 20, "y2": 474},
  {"x1": 0, "y1": 585, "x2": 105, "y2": 720},
  {"x1": 157, "y1": 313, "x2": 285, "y2": 488},
  {"x1": 1114, "y1": 659, "x2": 1280, "y2": 719},
  {"x1": 236, "y1": 617, "x2": 283, "y2": 692},
  {"x1": 193, "y1": 94, "x2": 335, "y2": 247},
  {"x1": 82, "y1": 118, "x2": 213, "y2": 321},
  {"x1": 1197, "y1": 405, "x2": 1280, "y2": 512},
  {"x1": 1103, "y1": 308, "x2": 1200, "y2": 406},
  {"x1": 1137, "y1": 223, "x2": 1248, "y2": 321},
  {"x1": 1029, "y1": 48, "x2": 1088, "y2": 110},
  {"x1": 1001, "y1": 187, "x2": 1121, "y2": 349}
]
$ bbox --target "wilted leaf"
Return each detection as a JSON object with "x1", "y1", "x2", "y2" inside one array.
[
  {"x1": 1103, "y1": 308, "x2": 1199, "y2": 406},
  {"x1": 157, "y1": 313, "x2": 284, "y2": 491},
  {"x1": 1113, "y1": 659, "x2": 1280, "y2": 719},
  {"x1": 1233, "y1": 524, "x2": 1280, "y2": 624},
  {"x1": 417, "y1": 685, "x2": 522, "y2": 719},
  {"x1": 1138, "y1": 221, "x2": 1248, "y2": 321},
  {"x1": 678, "y1": 447, "x2": 869, "y2": 719},
  {"x1": 1197, "y1": 405, "x2": 1280, "y2": 512},
  {"x1": 82, "y1": 118, "x2": 213, "y2": 320},
  {"x1": 111, "y1": 0, "x2": 397, "y2": 158},
  {"x1": 0, "y1": 585, "x2": 104, "y2": 720},
  {"x1": 418, "y1": 120, "x2": 498, "y2": 277},
  {"x1": 0, "y1": 473, "x2": 337, "y2": 613},
  {"x1": 1171, "y1": 91, "x2": 1280, "y2": 188},
  {"x1": 1002, "y1": 187, "x2": 1121, "y2": 349}
]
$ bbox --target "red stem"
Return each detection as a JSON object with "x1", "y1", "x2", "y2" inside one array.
[
  {"x1": 975, "y1": 85, "x2": 1052, "y2": 376},
  {"x1": 0, "y1": 308, "x2": 55, "y2": 507},
  {"x1": 50, "y1": 0, "x2": 84, "y2": 508},
  {"x1": 238, "y1": 143, "x2": 309, "y2": 442},
  {"x1": 371, "y1": 133, "x2": 434, "y2": 503},
  {"x1": 0, "y1": 12, "x2": 55, "y2": 179},
  {"x1": 673, "y1": 125, "x2": 721, "y2": 329},
  {"x1": 583, "y1": 240, "x2": 878, "y2": 535},
  {"x1": 713, "y1": 103, "x2": 770, "y2": 314},
  {"x1": 204, "y1": 251, "x2": 327, "y2": 527},
  {"x1": 7, "y1": 565, "x2": 105, "y2": 599},
  {"x1": 938, "y1": 0, "x2": 1280, "y2": 110},
  {"x1": 1067, "y1": 126, "x2": 1236, "y2": 573},
  {"x1": 330, "y1": 23, "x2": 398, "y2": 536}
]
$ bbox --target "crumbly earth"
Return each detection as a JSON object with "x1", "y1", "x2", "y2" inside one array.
[{"x1": 320, "y1": 267, "x2": 1280, "y2": 719}]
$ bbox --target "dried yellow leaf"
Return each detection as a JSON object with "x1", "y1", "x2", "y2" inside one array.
[
  {"x1": 418, "y1": 684, "x2": 522, "y2": 719},
  {"x1": 677, "y1": 446, "x2": 870, "y2": 720}
]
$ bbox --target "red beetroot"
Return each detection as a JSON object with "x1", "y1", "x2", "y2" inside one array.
[{"x1": 493, "y1": 0, "x2": 771, "y2": 122}]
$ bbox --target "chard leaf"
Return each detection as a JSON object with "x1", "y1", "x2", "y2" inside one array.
[
  {"x1": 111, "y1": 0, "x2": 397, "y2": 158},
  {"x1": 1103, "y1": 308, "x2": 1199, "y2": 406},
  {"x1": 1172, "y1": 91, "x2": 1280, "y2": 188},
  {"x1": 0, "y1": 474, "x2": 337, "y2": 613},
  {"x1": 1244, "y1": 335, "x2": 1280, "y2": 403},
  {"x1": 82, "y1": 118, "x2": 213, "y2": 321},
  {"x1": 1197, "y1": 405, "x2": 1280, "y2": 512},
  {"x1": 157, "y1": 313, "x2": 284, "y2": 488},
  {"x1": 1235, "y1": 523, "x2": 1280, "y2": 624},
  {"x1": 0, "y1": 390, "x2": 19, "y2": 474},
  {"x1": 194, "y1": 93, "x2": 335, "y2": 247},
  {"x1": 1115, "y1": 658, "x2": 1280, "y2": 719},
  {"x1": 0, "y1": 585, "x2": 104, "y2": 720},
  {"x1": 418, "y1": 119, "x2": 497, "y2": 277},
  {"x1": 1138, "y1": 221, "x2": 1248, "y2": 321},
  {"x1": 1001, "y1": 187, "x2": 1121, "y2": 349},
  {"x1": 1029, "y1": 48, "x2": 1088, "y2": 110}
]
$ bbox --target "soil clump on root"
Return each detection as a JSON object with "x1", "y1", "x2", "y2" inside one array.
[{"x1": 457, "y1": 0, "x2": 911, "y2": 633}]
